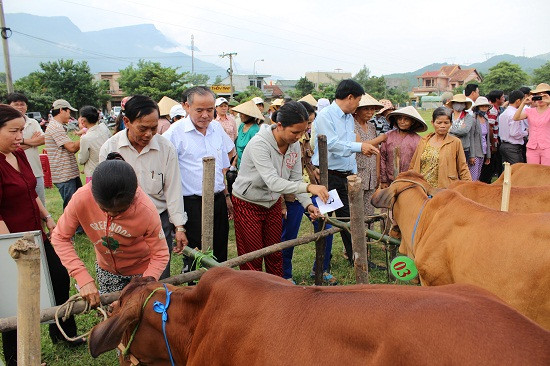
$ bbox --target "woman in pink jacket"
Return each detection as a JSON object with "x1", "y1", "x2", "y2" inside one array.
[{"x1": 51, "y1": 158, "x2": 169, "y2": 307}]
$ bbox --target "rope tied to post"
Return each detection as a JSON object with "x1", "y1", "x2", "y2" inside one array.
[
  {"x1": 192, "y1": 249, "x2": 216, "y2": 270},
  {"x1": 54, "y1": 294, "x2": 108, "y2": 342}
]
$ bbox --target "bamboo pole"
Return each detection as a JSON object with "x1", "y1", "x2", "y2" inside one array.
[
  {"x1": 9, "y1": 234, "x2": 41, "y2": 365},
  {"x1": 315, "y1": 134, "x2": 328, "y2": 285},
  {"x1": 347, "y1": 175, "x2": 369, "y2": 284},
  {"x1": 326, "y1": 217, "x2": 401, "y2": 246},
  {"x1": 201, "y1": 157, "x2": 215, "y2": 253},
  {"x1": 0, "y1": 227, "x2": 342, "y2": 332},
  {"x1": 501, "y1": 162, "x2": 511, "y2": 212},
  {"x1": 182, "y1": 246, "x2": 222, "y2": 268}
]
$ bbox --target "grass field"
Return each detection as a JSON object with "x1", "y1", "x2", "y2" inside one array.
[{"x1": 2, "y1": 113, "x2": 432, "y2": 365}]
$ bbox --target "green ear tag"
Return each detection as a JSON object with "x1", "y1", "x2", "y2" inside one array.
[{"x1": 390, "y1": 256, "x2": 418, "y2": 281}]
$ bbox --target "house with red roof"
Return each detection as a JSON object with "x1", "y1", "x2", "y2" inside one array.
[{"x1": 412, "y1": 65, "x2": 482, "y2": 97}]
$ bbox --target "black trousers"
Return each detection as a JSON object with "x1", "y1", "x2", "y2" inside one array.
[
  {"x1": 159, "y1": 210, "x2": 174, "y2": 280},
  {"x1": 499, "y1": 142, "x2": 525, "y2": 165},
  {"x1": 2, "y1": 238, "x2": 77, "y2": 366},
  {"x1": 327, "y1": 173, "x2": 353, "y2": 265},
  {"x1": 182, "y1": 193, "x2": 229, "y2": 272},
  {"x1": 480, "y1": 148, "x2": 503, "y2": 183}
]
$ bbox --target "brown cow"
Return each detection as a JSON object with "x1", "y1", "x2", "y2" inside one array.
[
  {"x1": 492, "y1": 162, "x2": 550, "y2": 186},
  {"x1": 371, "y1": 171, "x2": 550, "y2": 330},
  {"x1": 448, "y1": 180, "x2": 550, "y2": 212},
  {"x1": 89, "y1": 267, "x2": 550, "y2": 365}
]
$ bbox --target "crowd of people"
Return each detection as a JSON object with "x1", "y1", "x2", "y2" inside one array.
[{"x1": 1, "y1": 79, "x2": 549, "y2": 365}]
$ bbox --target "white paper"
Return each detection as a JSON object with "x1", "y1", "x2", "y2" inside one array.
[{"x1": 315, "y1": 189, "x2": 344, "y2": 214}]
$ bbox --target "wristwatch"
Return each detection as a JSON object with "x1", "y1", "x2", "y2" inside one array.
[{"x1": 176, "y1": 226, "x2": 186, "y2": 232}]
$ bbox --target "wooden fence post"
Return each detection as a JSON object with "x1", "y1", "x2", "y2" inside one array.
[
  {"x1": 501, "y1": 162, "x2": 511, "y2": 212},
  {"x1": 315, "y1": 134, "x2": 328, "y2": 285},
  {"x1": 202, "y1": 157, "x2": 215, "y2": 253},
  {"x1": 347, "y1": 175, "x2": 369, "y2": 284},
  {"x1": 9, "y1": 234, "x2": 41, "y2": 366}
]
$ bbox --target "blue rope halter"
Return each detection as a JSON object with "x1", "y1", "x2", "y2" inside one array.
[
  {"x1": 411, "y1": 195, "x2": 432, "y2": 250},
  {"x1": 153, "y1": 283, "x2": 175, "y2": 366}
]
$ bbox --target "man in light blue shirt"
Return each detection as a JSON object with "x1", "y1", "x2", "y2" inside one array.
[{"x1": 311, "y1": 79, "x2": 378, "y2": 264}]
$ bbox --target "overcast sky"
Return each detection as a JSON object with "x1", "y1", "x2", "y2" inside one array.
[{"x1": 6, "y1": 0, "x2": 550, "y2": 79}]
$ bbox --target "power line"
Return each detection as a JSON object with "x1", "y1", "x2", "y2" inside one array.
[
  {"x1": 11, "y1": 31, "x2": 224, "y2": 73},
  {"x1": 56, "y1": 0, "x2": 372, "y2": 68}
]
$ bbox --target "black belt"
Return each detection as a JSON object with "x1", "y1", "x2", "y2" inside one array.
[
  {"x1": 184, "y1": 191, "x2": 225, "y2": 200},
  {"x1": 328, "y1": 169, "x2": 354, "y2": 178},
  {"x1": 501, "y1": 141, "x2": 522, "y2": 145}
]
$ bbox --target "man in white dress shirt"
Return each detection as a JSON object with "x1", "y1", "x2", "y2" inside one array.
[{"x1": 164, "y1": 86, "x2": 235, "y2": 273}]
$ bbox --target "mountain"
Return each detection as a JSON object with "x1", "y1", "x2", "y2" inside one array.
[
  {"x1": 384, "y1": 54, "x2": 549, "y2": 91},
  {"x1": 533, "y1": 52, "x2": 550, "y2": 61},
  {"x1": 2, "y1": 13, "x2": 226, "y2": 80},
  {"x1": 468, "y1": 54, "x2": 547, "y2": 74}
]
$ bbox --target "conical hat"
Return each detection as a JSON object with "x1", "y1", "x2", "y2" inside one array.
[
  {"x1": 157, "y1": 96, "x2": 179, "y2": 117},
  {"x1": 387, "y1": 106, "x2": 427, "y2": 133},
  {"x1": 298, "y1": 94, "x2": 318, "y2": 107},
  {"x1": 232, "y1": 100, "x2": 264, "y2": 120},
  {"x1": 357, "y1": 93, "x2": 384, "y2": 109},
  {"x1": 445, "y1": 94, "x2": 472, "y2": 110},
  {"x1": 271, "y1": 98, "x2": 284, "y2": 106}
]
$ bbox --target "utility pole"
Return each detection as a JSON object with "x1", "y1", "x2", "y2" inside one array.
[
  {"x1": 0, "y1": 0, "x2": 14, "y2": 93},
  {"x1": 191, "y1": 34, "x2": 194, "y2": 74},
  {"x1": 220, "y1": 52, "x2": 237, "y2": 101}
]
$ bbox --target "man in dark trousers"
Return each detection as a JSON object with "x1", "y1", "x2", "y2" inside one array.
[{"x1": 311, "y1": 79, "x2": 378, "y2": 264}]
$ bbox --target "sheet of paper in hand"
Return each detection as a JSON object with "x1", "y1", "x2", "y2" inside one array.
[{"x1": 315, "y1": 189, "x2": 344, "y2": 214}]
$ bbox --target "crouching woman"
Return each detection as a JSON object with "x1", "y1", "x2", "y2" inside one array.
[
  {"x1": 231, "y1": 101, "x2": 329, "y2": 276},
  {"x1": 51, "y1": 159, "x2": 169, "y2": 307}
]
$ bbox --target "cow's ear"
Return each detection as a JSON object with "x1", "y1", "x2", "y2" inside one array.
[
  {"x1": 88, "y1": 305, "x2": 139, "y2": 358},
  {"x1": 371, "y1": 187, "x2": 394, "y2": 208}
]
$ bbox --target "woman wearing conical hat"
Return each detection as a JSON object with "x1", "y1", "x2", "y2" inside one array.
[
  {"x1": 352, "y1": 94, "x2": 386, "y2": 216},
  {"x1": 380, "y1": 105, "x2": 426, "y2": 188},
  {"x1": 232, "y1": 100, "x2": 264, "y2": 168},
  {"x1": 447, "y1": 94, "x2": 475, "y2": 161}
]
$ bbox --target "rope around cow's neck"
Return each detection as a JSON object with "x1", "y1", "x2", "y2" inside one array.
[
  {"x1": 153, "y1": 284, "x2": 176, "y2": 366},
  {"x1": 122, "y1": 285, "x2": 175, "y2": 366},
  {"x1": 411, "y1": 196, "x2": 432, "y2": 252}
]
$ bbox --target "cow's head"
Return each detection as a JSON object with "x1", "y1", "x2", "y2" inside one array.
[
  {"x1": 371, "y1": 171, "x2": 439, "y2": 208},
  {"x1": 88, "y1": 276, "x2": 157, "y2": 358}
]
